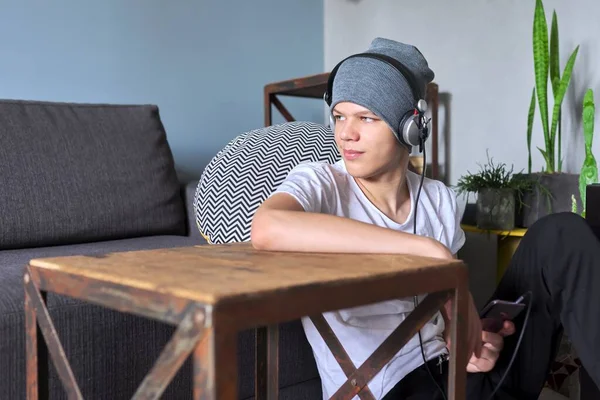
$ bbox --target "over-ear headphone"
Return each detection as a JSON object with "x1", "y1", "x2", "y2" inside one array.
[{"x1": 324, "y1": 52, "x2": 430, "y2": 151}]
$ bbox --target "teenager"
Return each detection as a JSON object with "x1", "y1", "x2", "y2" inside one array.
[{"x1": 251, "y1": 37, "x2": 600, "y2": 400}]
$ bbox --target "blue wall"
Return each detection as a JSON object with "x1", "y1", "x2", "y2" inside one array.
[{"x1": 0, "y1": 0, "x2": 324, "y2": 180}]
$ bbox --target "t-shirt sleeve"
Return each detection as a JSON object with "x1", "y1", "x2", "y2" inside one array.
[
  {"x1": 438, "y1": 184, "x2": 466, "y2": 255},
  {"x1": 448, "y1": 186, "x2": 466, "y2": 255},
  {"x1": 271, "y1": 162, "x2": 332, "y2": 214}
]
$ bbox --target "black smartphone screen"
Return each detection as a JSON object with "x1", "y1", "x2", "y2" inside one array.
[{"x1": 480, "y1": 300, "x2": 526, "y2": 333}]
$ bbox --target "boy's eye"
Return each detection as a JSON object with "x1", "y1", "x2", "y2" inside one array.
[
  {"x1": 361, "y1": 116, "x2": 374, "y2": 122},
  {"x1": 333, "y1": 114, "x2": 344, "y2": 121}
]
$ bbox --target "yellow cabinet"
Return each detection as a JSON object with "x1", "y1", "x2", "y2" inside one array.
[{"x1": 461, "y1": 224, "x2": 527, "y2": 283}]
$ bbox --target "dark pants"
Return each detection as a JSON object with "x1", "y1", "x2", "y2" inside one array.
[{"x1": 383, "y1": 212, "x2": 600, "y2": 400}]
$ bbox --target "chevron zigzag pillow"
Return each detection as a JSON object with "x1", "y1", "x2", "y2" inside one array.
[{"x1": 194, "y1": 121, "x2": 339, "y2": 244}]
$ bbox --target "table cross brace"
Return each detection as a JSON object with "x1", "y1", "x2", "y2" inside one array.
[
  {"x1": 310, "y1": 290, "x2": 452, "y2": 400},
  {"x1": 24, "y1": 267, "x2": 210, "y2": 400}
]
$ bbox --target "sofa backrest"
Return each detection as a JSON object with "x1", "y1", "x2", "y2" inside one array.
[{"x1": 0, "y1": 99, "x2": 186, "y2": 250}]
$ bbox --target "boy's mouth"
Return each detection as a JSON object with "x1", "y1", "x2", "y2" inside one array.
[{"x1": 343, "y1": 149, "x2": 364, "y2": 160}]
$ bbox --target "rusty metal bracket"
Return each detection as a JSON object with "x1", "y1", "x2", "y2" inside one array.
[
  {"x1": 311, "y1": 314, "x2": 376, "y2": 400},
  {"x1": 311, "y1": 290, "x2": 452, "y2": 400},
  {"x1": 24, "y1": 265, "x2": 210, "y2": 400},
  {"x1": 132, "y1": 303, "x2": 207, "y2": 400},
  {"x1": 31, "y1": 267, "x2": 190, "y2": 326}
]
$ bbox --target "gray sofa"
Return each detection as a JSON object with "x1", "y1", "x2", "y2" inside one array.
[{"x1": 0, "y1": 99, "x2": 320, "y2": 399}]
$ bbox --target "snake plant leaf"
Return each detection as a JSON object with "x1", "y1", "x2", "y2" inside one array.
[
  {"x1": 583, "y1": 89, "x2": 595, "y2": 147},
  {"x1": 580, "y1": 89, "x2": 597, "y2": 214},
  {"x1": 549, "y1": 45, "x2": 579, "y2": 164},
  {"x1": 550, "y1": 10, "x2": 560, "y2": 97},
  {"x1": 550, "y1": 10, "x2": 561, "y2": 172},
  {"x1": 553, "y1": 75, "x2": 562, "y2": 171},
  {"x1": 537, "y1": 146, "x2": 551, "y2": 168},
  {"x1": 559, "y1": 157, "x2": 563, "y2": 172},
  {"x1": 527, "y1": 87, "x2": 536, "y2": 174},
  {"x1": 533, "y1": 0, "x2": 550, "y2": 169}
]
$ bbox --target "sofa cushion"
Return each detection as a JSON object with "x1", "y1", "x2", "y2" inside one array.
[
  {"x1": 0, "y1": 99, "x2": 186, "y2": 250},
  {"x1": 194, "y1": 121, "x2": 339, "y2": 244}
]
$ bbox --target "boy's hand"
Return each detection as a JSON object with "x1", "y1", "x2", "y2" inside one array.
[
  {"x1": 466, "y1": 321, "x2": 516, "y2": 373},
  {"x1": 442, "y1": 297, "x2": 517, "y2": 372},
  {"x1": 443, "y1": 293, "x2": 483, "y2": 362}
]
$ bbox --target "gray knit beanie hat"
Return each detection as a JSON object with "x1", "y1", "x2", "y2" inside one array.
[{"x1": 329, "y1": 37, "x2": 435, "y2": 146}]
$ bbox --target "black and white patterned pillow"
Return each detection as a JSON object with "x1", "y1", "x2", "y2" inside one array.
[{"x1": 194, "y1": 121, "x2": 340, "y2": 244}]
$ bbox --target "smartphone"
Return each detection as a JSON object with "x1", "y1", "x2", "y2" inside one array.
[{"x1": 479, "y1": 298, "x2": 526, "y2": 333}]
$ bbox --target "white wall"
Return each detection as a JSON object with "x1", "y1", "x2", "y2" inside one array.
[{"x1": 324, "y1": 0, "x2": 600, "y2": 191}]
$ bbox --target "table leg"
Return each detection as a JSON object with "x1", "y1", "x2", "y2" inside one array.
[
  {"x1": 25, "y1": 270, "x2": 81, "y2": 399},
  {"x1": 264, "y1": 91, "x2": 273, "y2": 126},
  {"x1": 194, "y1": 326, "x2": 215, "y2": 400},
  {"x1": 271, "y1": 97, "x2": 294, "y2": 123},
  {"x1": 24, "y1": 275, "x2": 49, "y2": 400},
  {"x1": 448, "y1": 270, "x2": 469, "y2": 400},
  {"x1": 256, "y1": 325, "x2": 279, "y2": 400},
  {"x1": 194, "y1": 325, "x2": 238, "y2": 400}
]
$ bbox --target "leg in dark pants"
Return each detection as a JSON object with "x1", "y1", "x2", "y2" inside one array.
[
  {"x1": 485, "y1": 212, "x2": 600, "y2": 399},
  {"x1": 383, "y1": 212, "x2": 600, "y2": 399}
]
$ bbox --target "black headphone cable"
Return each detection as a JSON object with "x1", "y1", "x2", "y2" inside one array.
[{"x1": 411, "y1": 139, "x2": 532, "y2": 400}]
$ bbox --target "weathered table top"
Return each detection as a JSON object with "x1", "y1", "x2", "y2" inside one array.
[{"x1": 29, "y1": 242, "x2": 464, "y2": 305}]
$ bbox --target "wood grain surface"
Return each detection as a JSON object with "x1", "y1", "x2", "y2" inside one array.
[{"x1": 29, "y1": 242, "x2": 462, "y2": 305}]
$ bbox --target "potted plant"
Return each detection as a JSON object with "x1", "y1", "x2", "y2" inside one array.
[
  {"x1": 572, "y1": 89, "x2": 597, "y2": 217},
  {"x1": 519, "y1": 0, "x2": 581, "y2": 227},
  {"x1": 456, "y1": 153, "x2": 532, "y2": 231}
]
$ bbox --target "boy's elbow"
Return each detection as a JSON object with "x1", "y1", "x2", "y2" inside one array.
[
  {"x1": 250, "y1": 210, "x2": 276, "y2": 250},
  {"x1": 250, "y1": 225, "x2": 270, "y2": 250}
]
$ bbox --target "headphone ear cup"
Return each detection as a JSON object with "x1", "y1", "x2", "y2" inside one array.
[
  {"x1": 324, "y1": 91, "x2": 335, "y2": 129},
  {"x1": 399, "y1": 110, "x2": 424, "y2": 148}
]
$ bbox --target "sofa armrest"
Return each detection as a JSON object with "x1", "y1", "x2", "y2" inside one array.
[{"x1": 182, "y1": 180, "x2": 204, "y2": 240}]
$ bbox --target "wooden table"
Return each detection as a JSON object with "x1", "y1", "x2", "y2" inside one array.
[
  {"x1": 461, "y1": 224, "x2": 527, "y2": 283},
  {"x1": 24, "y1": 243, "x2": 469, "y2": 400}
]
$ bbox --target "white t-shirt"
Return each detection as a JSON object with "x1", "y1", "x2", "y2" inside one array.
[{"x1": 272, "y1": 159, "x2": 466, "y2": 400}]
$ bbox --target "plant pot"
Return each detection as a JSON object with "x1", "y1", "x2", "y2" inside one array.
[
  {"x1": 476, "y1": 188, "x2": 516, "y2": 231},
  {"x1": 515, "y1": 173, "x2": 582, "y2": 228}
]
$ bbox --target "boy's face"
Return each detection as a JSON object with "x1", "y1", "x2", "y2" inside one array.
[{"x1": 331, "y1": 102, "x2": 407, "y2": 180}]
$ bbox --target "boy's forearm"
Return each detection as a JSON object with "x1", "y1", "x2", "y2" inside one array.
[{"x1": 251, "y1": 209, "x2": 451, "y2": 258}]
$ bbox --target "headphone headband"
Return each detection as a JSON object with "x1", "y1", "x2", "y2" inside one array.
[
  {"x1": 324, "y1": 51, "x2": 430, "y2": 151},
  {"x1": 324, "y1": 52, "x2": 423, "y2": 106}
]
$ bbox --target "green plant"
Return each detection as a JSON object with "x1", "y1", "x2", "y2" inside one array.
[
  {"x1": 573, "y1": 89, "x2": 597, "y2": 217},
  {"x1": 527, "y1": 87, "x2": 536, "y2": 174},
  {"x1": 530, "y1": 0, "x2": 579, "y2": 173},
  {"x1": 456, "y1": 152, "x2": 533, "y2": 199}
]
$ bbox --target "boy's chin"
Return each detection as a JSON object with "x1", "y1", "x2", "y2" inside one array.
[
  {"x1": 345, "y1": 160, "x2": 404, "y2": 181},
  {"x1": 345, "y1": 164, "x2": 380, "y2": 180}
]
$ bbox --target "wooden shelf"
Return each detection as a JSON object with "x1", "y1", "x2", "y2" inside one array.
[
  {"x1": 263, "y1": 73, "x2": 330, "y2": 100},
  {"x1": 263, "y1": 73, "x2": 441, "y2": 180}
]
